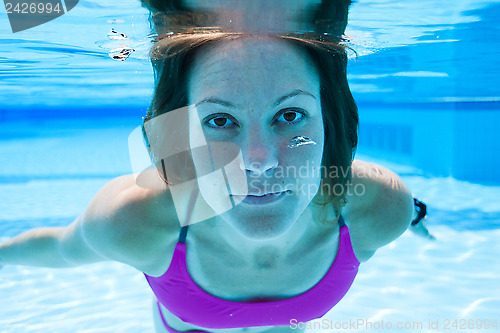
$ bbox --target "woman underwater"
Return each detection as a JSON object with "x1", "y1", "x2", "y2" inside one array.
[{"x1": 0, "y1": 2, "x2": 419, "y2": 332}]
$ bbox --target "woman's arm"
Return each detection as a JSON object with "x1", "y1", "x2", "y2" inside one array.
[
  {"x1": 0, "y1": 218, "x2": 106, "y2": 268},
  {"x1": 0, "y1": 176, "x2": 132, "y2": 268},
  {"x1": 0, "y1": 175, "x2": 175, "y2": 269},
  {"x1": 343, "y1": 160, "x2": 414, "y2": 261}
]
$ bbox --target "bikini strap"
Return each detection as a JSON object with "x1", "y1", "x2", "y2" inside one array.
[
  {"x1": 338, "y1": 215, "x2": 346, "y2": 228},
  {"x1": 178, "y1": 226, "x2": 188, "y2": 243}
]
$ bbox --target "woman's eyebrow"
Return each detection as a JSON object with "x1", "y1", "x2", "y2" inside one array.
[
  {"x1": 195, "y1": 98, "x2": 236, "y2": 108},
  {"x1": 195, "y1": 89, "x2": 317, "y2": 108},
  {"x1": 273, "y1": 89, "x2": 317, "y2": 107}
]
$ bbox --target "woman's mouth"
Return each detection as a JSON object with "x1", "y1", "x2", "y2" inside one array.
[{"x1": 232, "y1": 191, "x2": 290, "y2": 205}]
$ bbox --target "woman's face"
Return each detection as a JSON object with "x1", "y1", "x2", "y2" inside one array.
[{"x1": 188, "y1": 36, "x2": 324, "y2": 239}]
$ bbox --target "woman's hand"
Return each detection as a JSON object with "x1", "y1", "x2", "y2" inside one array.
[
  {"x1": 409, "y1": 198, "x2": 436, "y2": 240},
  {"x1": 409, "y1": 219, "x2": 436, "y2": 240}
]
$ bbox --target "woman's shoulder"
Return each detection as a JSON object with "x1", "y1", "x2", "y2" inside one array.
[
  {"x1": 83, "y1": 173, "x2": 177, "y2": 226},
  {"x1": 78, "y1": 173, "x2": 180, "y2": 271},
  {"x1": 341, "y1": 159, "x2": 414, "y2": 261}
]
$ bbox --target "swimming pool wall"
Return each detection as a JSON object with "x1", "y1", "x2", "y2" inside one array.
[
  {"x1": 356, "y1": 102, "x2": 500, "y2": 184},
  {"x1": 348, "y1": 2, "x2": 500, "y2": 184}
]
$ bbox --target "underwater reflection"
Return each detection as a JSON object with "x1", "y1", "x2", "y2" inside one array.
[{"x1": 140, "y1": 0, "x2": 351, "y2": 40}]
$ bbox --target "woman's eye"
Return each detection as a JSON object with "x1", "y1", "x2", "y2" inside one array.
[
  {"x1": 206, "y1": 115, "x2": 236, "y2": 128},
  {"x1": 275, "y1": 109, "x2": 305, "y2": 124}
]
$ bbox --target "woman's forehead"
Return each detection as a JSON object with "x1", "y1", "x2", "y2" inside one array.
[
  {"x1": 188, "y1": 36, "x2": 320, "y2": 101},
  {"x1": 194, "y1": 36, "x2": 312, "y2": 69}
]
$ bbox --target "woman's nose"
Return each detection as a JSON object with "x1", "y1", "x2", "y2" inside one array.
[{"x1": 240, "y1": 140, "x2": 279, "y2": 176}]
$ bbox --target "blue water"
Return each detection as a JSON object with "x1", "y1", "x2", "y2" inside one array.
[
  {"x1": 1, "y1": 0, "x2": 500, "y2": 332},
  {"x1": 348, "y1": 2, "x2": 500, "y2": 103},
  {"x1": 2, "y1": 0, "x2": 500, "y2": 109}
]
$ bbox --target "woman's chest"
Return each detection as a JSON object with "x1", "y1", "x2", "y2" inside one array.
[{"x1": 184, "y1": 230, "x2": 340, "y2": 300}]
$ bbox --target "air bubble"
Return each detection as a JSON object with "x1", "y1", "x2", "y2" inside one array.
[
  {"x1": 109, "y1": 47, "x2": 135, "y2": 61},
  {"x1": 108, "y1": 28, "x2": 128, "y2": 40},
  {"x1": 288, "y1": 135, "x2": 317, "y2": 148}
]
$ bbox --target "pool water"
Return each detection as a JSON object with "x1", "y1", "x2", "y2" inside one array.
[{"x1": 1, "y1": 0, "x2": 500, "y2": 331}]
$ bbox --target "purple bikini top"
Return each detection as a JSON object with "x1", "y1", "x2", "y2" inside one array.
[{"x1": 144, "y1": 215, "x2": 359, "y2": 329}]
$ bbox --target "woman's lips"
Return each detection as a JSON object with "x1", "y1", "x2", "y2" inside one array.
[{"x1": 232, "y1": 191, "x2": 289, "y2": 205}]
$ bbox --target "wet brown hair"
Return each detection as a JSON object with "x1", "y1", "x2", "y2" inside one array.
[{"x1": 143, "y1": 32, "x2": 358, "y2": 222}]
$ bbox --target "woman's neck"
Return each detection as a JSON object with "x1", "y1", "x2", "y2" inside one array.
[{"x1": 190, "y1": 204, "x2": 336, "y2": 263}]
